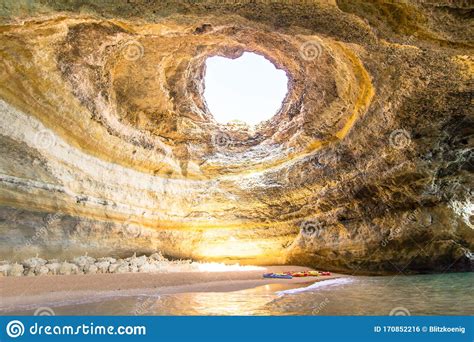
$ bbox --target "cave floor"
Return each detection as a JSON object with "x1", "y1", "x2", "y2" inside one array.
[{"x1": 0, "y1": 266, "x2": 344, "y2": 312}]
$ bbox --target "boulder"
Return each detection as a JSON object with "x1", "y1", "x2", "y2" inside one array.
[
  {"x1": 115, "y1": 263, "x2": 130, "y2": 274},
  {"x1": 72, "y1": 255, "x2": 96, "y2": 270},
  {"x1": 22, "y1": 256, "x2": 47, "y2": 269},
  {"x1": 95, "y1": 261, "x2": 111, "y2": 273},
  {"x1": 128, "y1": 255, "x2": 147, "y2": 267},
  {"x1": 59, "y1": 262, "x2": 80, "y2": 275},
  {"x1": 35, "y1": 265, "x2": 50, "y2": 276},
  {"x1": 8, "y1": 263, "x2": 24, "y2": 276},
  {"x1": 46, "y1": 262, "x2": 61, "y2": 275},
  {"x1": 149, "y1": 252, "x2": 167, "y2": 262},
  {"x1": 0, "y1": 264, "x2": 11, "y2": 276},
  {"x1": 97, "y1": 257, "x2": 117, "y2": 264},
  {"x1": 84, "y1": 264, "x2": 98, "y2": 274}
]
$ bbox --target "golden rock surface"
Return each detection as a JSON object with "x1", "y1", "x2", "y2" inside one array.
[{"x1": 0, "y1": 0, "x2": 472, "y2": 273}]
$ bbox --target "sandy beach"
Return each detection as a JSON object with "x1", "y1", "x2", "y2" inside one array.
[{"x1": 0, "y1": 266, "x2": 343, "y2": 312}]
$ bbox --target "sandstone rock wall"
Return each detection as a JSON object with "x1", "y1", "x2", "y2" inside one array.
[{"x1": 0, "y1": 0, "x2": 472, "y2": 273}]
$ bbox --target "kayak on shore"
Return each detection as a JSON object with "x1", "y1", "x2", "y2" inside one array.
[{"x1": 263, "y1": 271, "x2": 332, "y2": 279}]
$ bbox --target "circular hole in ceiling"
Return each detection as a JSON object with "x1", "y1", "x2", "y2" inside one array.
[{"x1": 203, "y1": 52, "x2": 288, "y2": 126}]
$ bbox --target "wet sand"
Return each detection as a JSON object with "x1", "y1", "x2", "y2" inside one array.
[{"x1": 0, "y1": 266, "x2": 342, "y2": 312}]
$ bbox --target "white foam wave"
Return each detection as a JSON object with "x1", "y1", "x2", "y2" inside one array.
[{"x1": 276, "y1": 277, "x2": 353, "y2": 296}]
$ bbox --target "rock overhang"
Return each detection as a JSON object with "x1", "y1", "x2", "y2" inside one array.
[{"x1": 0, "y1": 0, "x2": 472, "y2": 273}]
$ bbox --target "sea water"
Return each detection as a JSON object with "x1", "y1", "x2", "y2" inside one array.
[{"x1": 4, "y1": 272, "x2": 473, "y2": 316}]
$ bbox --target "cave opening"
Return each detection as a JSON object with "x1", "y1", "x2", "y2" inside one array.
[{"x1": 203, "y1": 52, "x2": 288, "y2": 126}]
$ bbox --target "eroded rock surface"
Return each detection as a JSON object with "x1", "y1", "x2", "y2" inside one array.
[
  {"x1": 0, "y1": 252, "x2": 260, "y2": 276},
  {"x1": 0, "y1": 0, "x2": 472, "y2": 274}
]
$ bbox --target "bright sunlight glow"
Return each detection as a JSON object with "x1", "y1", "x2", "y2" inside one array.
[
  {"x1": 196, "y1": 263, "x2": 264, "y2": 272},
  {"x1": 204, "y1": 52, "x2": 288, "y2": 126}
]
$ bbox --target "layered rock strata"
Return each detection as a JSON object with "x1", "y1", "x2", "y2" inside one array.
[{"x1": 0, "y1": 0, "x2": 472, "y2": 273}]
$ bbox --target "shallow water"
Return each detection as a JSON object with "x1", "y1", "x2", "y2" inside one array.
[{"x1": 7, "y1": 273, "x2": 474, "y2": 315}]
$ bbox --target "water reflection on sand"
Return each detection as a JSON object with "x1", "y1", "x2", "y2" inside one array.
[{"x1": 7, "y1": 273, "x2": 474, "y2": 316}]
